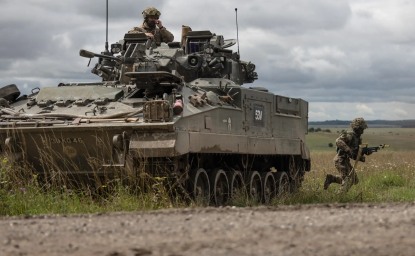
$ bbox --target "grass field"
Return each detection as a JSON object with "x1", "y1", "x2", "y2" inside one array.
[
  {"x1": 277, "y1": 151, "x2": 415, "y2": 205},
  {"x1": 306, "y1": 128, "x2": 415, "y2": 152},
  {"x1": 294, "y1": 127, "x2": 415, "y2": 204},
  {"x1": 1, "y1": 128, "x2": 415, "y2": 216}
]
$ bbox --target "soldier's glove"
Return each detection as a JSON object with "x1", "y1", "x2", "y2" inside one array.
[{"x1": 359, "y1": 156, "x2": 366, "y2": 162}]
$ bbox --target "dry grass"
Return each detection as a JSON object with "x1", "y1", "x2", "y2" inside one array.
[
  {"x1": 0, "y1": 148, "x2": 189, "y2": 216},
  {"x1": 0, "y1": 130, "x2": 193, "y2": 216},
  {"x1": 275, "y1": 151, "x2": 415, "y2": 204},
  {"x1": 1, "y1": 130, "x2": 415, "y2": 216}
]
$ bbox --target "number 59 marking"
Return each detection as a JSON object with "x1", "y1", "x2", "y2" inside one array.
[{"x1": 255, "y1": 110, "x2": 263, "y2": 121}]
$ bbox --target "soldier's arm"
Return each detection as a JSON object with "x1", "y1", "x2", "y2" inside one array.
[
  {"x1": 159, "y1": 27, "x2": 174, "y2": 43},
  {"x1": 335, "y1": 133, "x2": 352, "y2": 152},
  {"x1": 128, "y1": 27, "x2": 146, "y2": 34}
]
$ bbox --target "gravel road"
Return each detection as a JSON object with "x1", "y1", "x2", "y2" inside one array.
[{"x1": 1, "y1": 202, "x2": 415, "y2": 256}]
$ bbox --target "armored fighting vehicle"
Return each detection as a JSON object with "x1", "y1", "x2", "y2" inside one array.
[{"x1": 0, "y1": 28, "x2": 310, "y2": 205}]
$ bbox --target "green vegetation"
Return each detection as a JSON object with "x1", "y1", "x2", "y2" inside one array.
[
  {"x1": 306, "y1": 127, "x2": 415, "y2": 152},
  {"x1": 0, "y1": 182, "x2": 182, "y2": 216},
  {"x1": 309, "y1": 119, "x2": 415, "y2": 128},
  {"x1": 308, "y1": 127, "x2": 332, "y2": 133},
  {"x1": 278, "y1": 151, "x2": 415, "y2": 204},
  {"x1": 1, "y1": 128, "x2": 415, "y2": 216},
  {"x1": 0, "y1": 160, "x2": 185, "y2": 216}
]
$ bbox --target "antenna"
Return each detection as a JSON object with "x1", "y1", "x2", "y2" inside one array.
[
  {"x1": 235, "y1": 8, "x2": 240, "y2": 56},
  {"x1": 105, "y1": 0, "x2": 109, "y2": 53}
]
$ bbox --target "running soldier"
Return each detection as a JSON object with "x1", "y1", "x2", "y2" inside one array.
[{"x1": 324, "y1": 118, "x2": 368, "y2": 193}]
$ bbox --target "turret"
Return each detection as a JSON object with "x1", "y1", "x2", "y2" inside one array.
[{"x1": 79, "y1": 31, "x2": 258, "y2": 86}]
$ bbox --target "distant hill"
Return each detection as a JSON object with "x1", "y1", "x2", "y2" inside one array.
[{"x1": 309, "y1": 120, "x2": 415, "y2": 128}]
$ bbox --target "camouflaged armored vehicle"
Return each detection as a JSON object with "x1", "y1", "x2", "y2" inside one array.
[{"x1": 0, "y1": 28, "x2": 310, "y2": 205}]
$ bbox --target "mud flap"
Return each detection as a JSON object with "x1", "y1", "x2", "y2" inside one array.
[{"x1": 300, "y1": 140, "x2": 310, "y2": 160}]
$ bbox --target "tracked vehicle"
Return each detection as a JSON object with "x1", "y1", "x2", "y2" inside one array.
[{"x1": 0, "y1": 27, "x2": 310, "y2": 205}]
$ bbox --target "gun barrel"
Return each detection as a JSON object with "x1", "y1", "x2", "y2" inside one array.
[
  {"x1": 79, "y1": 49, "x2": 121, "y2": 62},
  {"x1": 79, "y1": 49, "x2": 95, "y2": 58}
]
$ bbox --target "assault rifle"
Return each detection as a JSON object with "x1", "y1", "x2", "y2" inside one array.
[
  {"x1": 350, "y1": 144, "x2": 389, "y2": 161},
  {"x1": 338, "y1": 143, "x2": 390, "y2": 162}
]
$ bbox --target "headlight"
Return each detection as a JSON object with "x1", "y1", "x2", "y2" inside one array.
[
  {"x1": 111, "y1": 43, "x2": 122, "y2": 54},
  {"x1": 188, "y1": 56, "x2": 199, "y2": 66}
]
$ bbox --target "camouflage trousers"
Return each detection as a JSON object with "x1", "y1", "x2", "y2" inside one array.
[{"x1": 327, "y1": 155, "x2": 359, "y2": 193}]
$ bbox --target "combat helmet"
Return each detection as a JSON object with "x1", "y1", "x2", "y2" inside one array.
[
  {"x1": 350, "y1": 118, "x2": 368, "y2": 130},
  {"x1": 142, "y1": 7, "x2": 161, "y2": 19}
]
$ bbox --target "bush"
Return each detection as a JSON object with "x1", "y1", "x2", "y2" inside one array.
[
  {"x1": 328, "y1": 143, "x2": 334, "y2": 148},
  {"x1": 308, "y1": 127, "x2": 315, "y2": 132},
  {"x1": 324, "y1": 129, "x2": 331, "y2": 133},
  {"x1": 315, "y1": 128, "x2": 322, "y2": 132}
]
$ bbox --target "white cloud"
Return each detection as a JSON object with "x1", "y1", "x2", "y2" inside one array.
[
  {"x1": 309, "y1": 111, "x2": 331, "y2": 120},
  {"x1": 309, "y1": 102, "x2": 415, "y2": 121},
  {"x1": 0, "y1": 0, "x2": 415, "y2": 121},
  {"x1": 52, "y1": 33, "x2": 72, "y2": 49},
  {"x1": 356, "y1": 104, "x2": 375, "y2": 115},
  {"x1": 393, "y1": 108, "x2": 408, "y2": 117}
]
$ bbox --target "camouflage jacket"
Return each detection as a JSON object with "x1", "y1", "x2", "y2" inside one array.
[
  {"x1": 335, "y1": 131, "x2": 362, "y2": 157},
  {"x1": 128, "y1": 22, "x2": 174, "y2": 46}
]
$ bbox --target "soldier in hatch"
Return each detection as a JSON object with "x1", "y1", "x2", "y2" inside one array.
[
  {"x1": 324, "y1": 118, "x2": 369, "y2": 193},
  {"x1": 128, "y1": 7, "x2": 174, "y2": 46}
]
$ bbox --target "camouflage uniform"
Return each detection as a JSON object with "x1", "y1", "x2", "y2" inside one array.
[
  {"x1": 128, "y1": 7, "x2": 174, "y2": 46},
  {"x1": 325, "y1": 118, "x2": 368, "y2": 192},
  {"x1": 128, "y1": 22, "x2": 174, "y2": 46}
]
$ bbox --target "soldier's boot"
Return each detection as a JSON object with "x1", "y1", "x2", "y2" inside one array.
[
  {"x1": 324, "y1": 174, "x2": 342, "y2": 190},
  {"x1": 324, "y1": 175, "x2": 332, "y2": 190}
]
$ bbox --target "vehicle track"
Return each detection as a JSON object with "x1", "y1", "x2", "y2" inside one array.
[{"x1": 1, "y1": 202, "x2": 415, "y2": 256}]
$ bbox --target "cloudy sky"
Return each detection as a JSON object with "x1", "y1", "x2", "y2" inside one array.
[{"x1": 1, "y1": 0, "x2": 414, "y2": 121}]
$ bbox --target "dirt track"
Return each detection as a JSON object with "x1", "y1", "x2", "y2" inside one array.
[{"x1": 1, "y1": 202, "x2": 415, "y2": 256}]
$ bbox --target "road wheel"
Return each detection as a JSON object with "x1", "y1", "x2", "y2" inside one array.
[
  {"x1": 0, "y1": 84, "x2": 20, "y2": 101},
  {"x1": 209, "y1": 169, "x2": 229, "y2": 206},
  {"x1": 190, "y1": 168, "x2": 210, "y2": 205},
  {"x1": 261, "y1": 172, "x2": 276, "y2": 204},
  {"x1": 275, "y1": 172, "x2": 290, "y2": 199},
  {"x1": 226, "y1": 170, "x2": 244, "y2": 199},
  {"x1": 246, "y1": 171, "x2": 262, "y2": 202}
]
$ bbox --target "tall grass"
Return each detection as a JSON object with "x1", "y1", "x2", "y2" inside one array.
[
  {"x1": 276, "y1": 151, "x2": 415, "y2": 204},
  {"x1": 1, "y1": 151, "x2": 415, "y2": 216},
  {"x1": 0, "y1": 130, "x2": 191, "y2": 216},
  {"x1": 0, "y1": 157, "x2": 186, "y2": 216}
]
